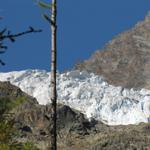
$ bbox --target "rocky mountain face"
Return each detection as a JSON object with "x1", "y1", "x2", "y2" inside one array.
[
  {"x1": 0, "y1": 81, "x2": 97, "y2": 149},
  {"x1": 75, "y1": 12, "x2": 150, "y2": 90},
  {"x1": 1, "y1": 81, "x2": 150, "y2": 150}
]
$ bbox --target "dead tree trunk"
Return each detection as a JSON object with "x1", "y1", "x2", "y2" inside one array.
[{"x1": 50, "y1": 0, "x2": 57, "y2": 150}]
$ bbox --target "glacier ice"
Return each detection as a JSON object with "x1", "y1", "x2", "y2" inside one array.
[{"x1": 0, "y1": 69, "x2": 150, "y2": 125}]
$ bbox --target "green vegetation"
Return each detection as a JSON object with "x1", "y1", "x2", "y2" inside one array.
[
  {"x1": 0, "y1": 96, "x2": 39, "y2": 150},
  {"x1": 0, "y1": 142, "x2": 39, "y2": 150}
]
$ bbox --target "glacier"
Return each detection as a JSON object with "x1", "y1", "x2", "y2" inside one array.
[{"x1": 0, "y1": 69, "x2": 150, "y2": 125}]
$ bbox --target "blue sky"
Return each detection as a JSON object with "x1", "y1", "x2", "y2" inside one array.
[{"x1": 0, "y1": 0, "x2": 150, "y2": 72}]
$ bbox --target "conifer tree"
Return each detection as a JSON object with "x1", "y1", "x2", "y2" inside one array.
[
  {"x1": 50, "y1": 1, "x2": 57, "y2": 149},
  {"x1": 37, "y1": 0, "x2": 57, "y2": 149}
]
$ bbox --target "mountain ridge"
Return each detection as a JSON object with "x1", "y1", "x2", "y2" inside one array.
[{"x1": 75, "y1": 11, "x2": 150, "y2": 90}]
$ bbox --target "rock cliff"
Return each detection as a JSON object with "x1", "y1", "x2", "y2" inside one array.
[
  {"x1": 75, "y1": 12, "x2": 150, "y2": 89},
  {"x1": 0, "y1": 81, "x2": 150, "y2": 149}
]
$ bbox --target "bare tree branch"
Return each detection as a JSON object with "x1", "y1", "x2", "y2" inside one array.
[
  {"x1": 0, "y1": 27, "x2": 42, "y2": 42},
  {"x1": 0, "y1": 26, "x2": 42, "y2": 65},
  {"x1": 43, "y1": 14, "x2": 56, "y2": 27}
]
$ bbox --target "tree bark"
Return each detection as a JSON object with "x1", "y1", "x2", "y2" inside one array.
[{"x1": 50, "y1": 0, "x2": 57, "y2": 150}]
